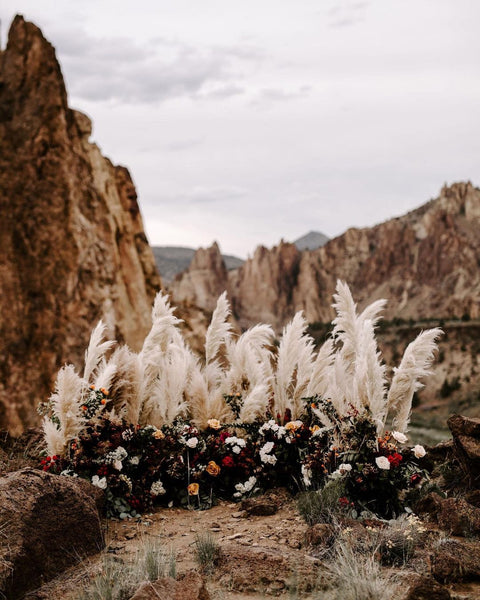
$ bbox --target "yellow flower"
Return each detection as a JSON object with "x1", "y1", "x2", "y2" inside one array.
[
  {"x1": 285, "y1": 420, "x2": 303, "y2": 432},
  {"x1": 188, "y1": 483, "x2": 200, "y2": 496},
  {"x1": 310, "y1": 425, "x2": 320, "y2": 434},
  {"x1": 206, "y1": 461, "x2": 221, "y2": 476},
  {"x1": 207, "y1": 418, "x2": 221, "y2": 430},
  {"x1": 153, "y1": 429, "x2": 165, "y2": 440}
]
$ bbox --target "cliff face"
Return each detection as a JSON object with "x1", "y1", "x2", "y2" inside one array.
[
  {"x1": 0, "y1": 16, "x2": 161, "y2": 434},
  {"x1": 174, "y1": 182, "x2": 480, "y2": 330}
]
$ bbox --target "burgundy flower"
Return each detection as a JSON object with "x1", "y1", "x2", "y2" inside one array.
[{"x1": 222, "y1": 456, "x2": 234, "y2": 468}]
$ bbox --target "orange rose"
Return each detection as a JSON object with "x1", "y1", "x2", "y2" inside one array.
[
  {"x1": 188, "y1": 483, "x2": 200, "y2": 495},
  {"x1": 207, "y1": 419, "x2": 221, "y2": 430},
  {"x1": 206, "y1": 461, "x2": 221, "y2": 476},
  {"x1": 310, "y1": 425, "x2": 320, "y2": 434},
  {"x1": 153, "y1": 429, "x2": 165, "y2": 440},
  {"x1": 285, "y1": 420, "x2": 303, "y2": 432}
]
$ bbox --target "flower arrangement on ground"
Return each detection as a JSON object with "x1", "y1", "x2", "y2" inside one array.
[{"x1": 39, "y1": 281, "x2": 441, "y2": 518}]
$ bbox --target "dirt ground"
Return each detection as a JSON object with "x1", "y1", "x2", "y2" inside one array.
[{"x1": 25, "y1": 494, "x2": 480, "y2": 600}]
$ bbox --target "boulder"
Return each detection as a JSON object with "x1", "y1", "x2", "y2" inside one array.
[
  {"x1": 0, "y1": 468, "x2": 104, "y2": 599},
  {"x1": 431, "y1": 539, "x2": 480, "y2": 583},
  {"x1": 404, "y1": 575, "x2": 451, "y2": 600},
  {"x1": 437, "y1": 497, "x2": 480, "y2": 536},
  {"x1": 447, "y1": 414, "x2": 480, "y2": 486},
  {"x1": 130, "y1": 571, "x2": 210, "y2": 600}
]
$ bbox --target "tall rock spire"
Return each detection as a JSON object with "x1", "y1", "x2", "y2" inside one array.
[{"x1": 0, "y1": 16, "x2": 161, "y2": 434}]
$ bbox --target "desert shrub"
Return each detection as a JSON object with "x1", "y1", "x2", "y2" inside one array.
[
  {"x1": 194, "y1": 532, "x2": 221, "y2": 573},
  {"x1": 320, "y1": 539, "x2": 400, "y2": 600}
]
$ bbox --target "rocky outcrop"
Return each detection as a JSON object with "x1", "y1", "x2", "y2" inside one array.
[
  {"x1": 170, "y1": 242, "x2": 229, "y2": 313},
  {"x1": 172, "y1": 182, "x2": 480, "y2": 331},
  {"x1": 0, "y1": 468, "x2": 104, "y2": 599},
  {"x1": 0, "y1": 16, "x2": 161, "y2": 434}
]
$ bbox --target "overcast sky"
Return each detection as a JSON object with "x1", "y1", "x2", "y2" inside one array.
[{"x1": 2, "y1": 1, "x2": 479, "y2": 257}]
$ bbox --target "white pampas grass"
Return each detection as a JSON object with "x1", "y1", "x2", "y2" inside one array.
[
  {"x1": 387, "y1": 328, "x2": 443, "y2": 433},
  {"x1": 205, "y1": 292, "x2": 232, "y2": 365},
  {"x1": 83, "y1": 321, "x2": 114, "y2": 383},
  {"x1": 44, "y1": 364, "x2": 86, "y2": 454},
  {"x1": 44, "y1": 281, "x2": 442, "y2": 457},
  {"x1": 273, "y1": 312, "x2": 315, "y2": 421},
  {"x1": 305, "y1": 338, "x2": 334, "y2": 398}
]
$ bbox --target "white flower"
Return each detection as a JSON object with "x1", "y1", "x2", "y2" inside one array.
[
  {"x1": 261, "y1": 441, "x2": 274, "y2": 454},
  {"x1": 130, "y1": 456, "x2": 140, "y2": 465},
  {"x1": 260, "y1": 452, "x2": 277, "y2": 465},
  {"x1": 234, "y1": 476, "x2": 257, "y2": 496},
  {"x1": 232, "y1": 446, "x2": 241, "y2": 454},
  {"x1": 186, "y1": 437, "x2": 198, "y2": 449},
  {"x1": 301, "y1": 465, "x2": 312, "y2": 487},
  {"x1": 91, "y1": 475, "x2": 107, "y2": 489},
  {"x1": 375, "y1": 456, "x2": 391, "y2": 470},
  {"x1": 413, "y1": 445, "x2": 426, "y2": 458},
  {"x1": 392, "y1": 431, "x2": 408, "y2": 444},
  {"x1": 113, "y1": 460, "x2": 123, "y2": 471},
  {"x1": 338, "y1": 463, "x2": 352, "y2": 473},
  {"x1": 276, "y1": 426, "x2": 286, "y2": 439},
  {"x1": 150, "y1": 480, "x2": 166, "y2": 496}
]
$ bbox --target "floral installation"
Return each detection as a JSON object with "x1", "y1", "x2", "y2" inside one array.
[{"x1": 39, "y1": 282, "x2": 441, "y2": 518}]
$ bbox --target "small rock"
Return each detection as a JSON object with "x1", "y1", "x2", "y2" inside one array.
[
  {"x1": 231, "y1": 511, "x2": 247, "y2": 519},
  {"x1": 124, "y1": 532, "x2": 137, "y2": 540},
  {"x1": 404, "y1": 575, "x2": 451, "y2": 600},
  {"x1": 130, "y1": 570, "x2": 210, "y2": 600},
  {"x1": 226, "y1": 533, "x2": 243, "y2": 540},
  {"x1": 240, "y1": 497, "x2": 278, "y2": 516},
  {"x1": 304, "y1": 524, "x2": 336, "y2": 549}
]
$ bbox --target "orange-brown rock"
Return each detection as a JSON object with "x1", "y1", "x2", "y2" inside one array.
[{"x1": 0, "y1": 16, "x2": 161, "y2": 434}]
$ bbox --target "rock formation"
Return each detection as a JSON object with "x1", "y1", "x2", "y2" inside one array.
[
  {"x1": 0, "y1": 16, "x2": 161, "y2": 434},
  {"x1": 170, "y1": 242, "x2": 230, "y2": 313},
  {"x1": 172, "y1": 182, "x2": 480, "y2": 331}
]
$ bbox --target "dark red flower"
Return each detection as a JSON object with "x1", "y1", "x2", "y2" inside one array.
[
  {"x1": 222, "y1": 456, "x2": 235, "y2": 468},
  {"x1": 387, "y1": 452, "x2": 403, "y2": 467},
  {"x1": 410, "y1": 473, "x2": 422, "y2": 485},
  {"x1": 338, "y1": 496, "x2": 351, "y2": 507}
]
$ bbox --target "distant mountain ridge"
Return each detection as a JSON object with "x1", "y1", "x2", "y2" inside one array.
[
  {"x1": 154, "y1": 231, "x2": 328, "y2": 282},
  {"x1": 293, "y1": 230, "x2": 329, "y2": 251}
]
